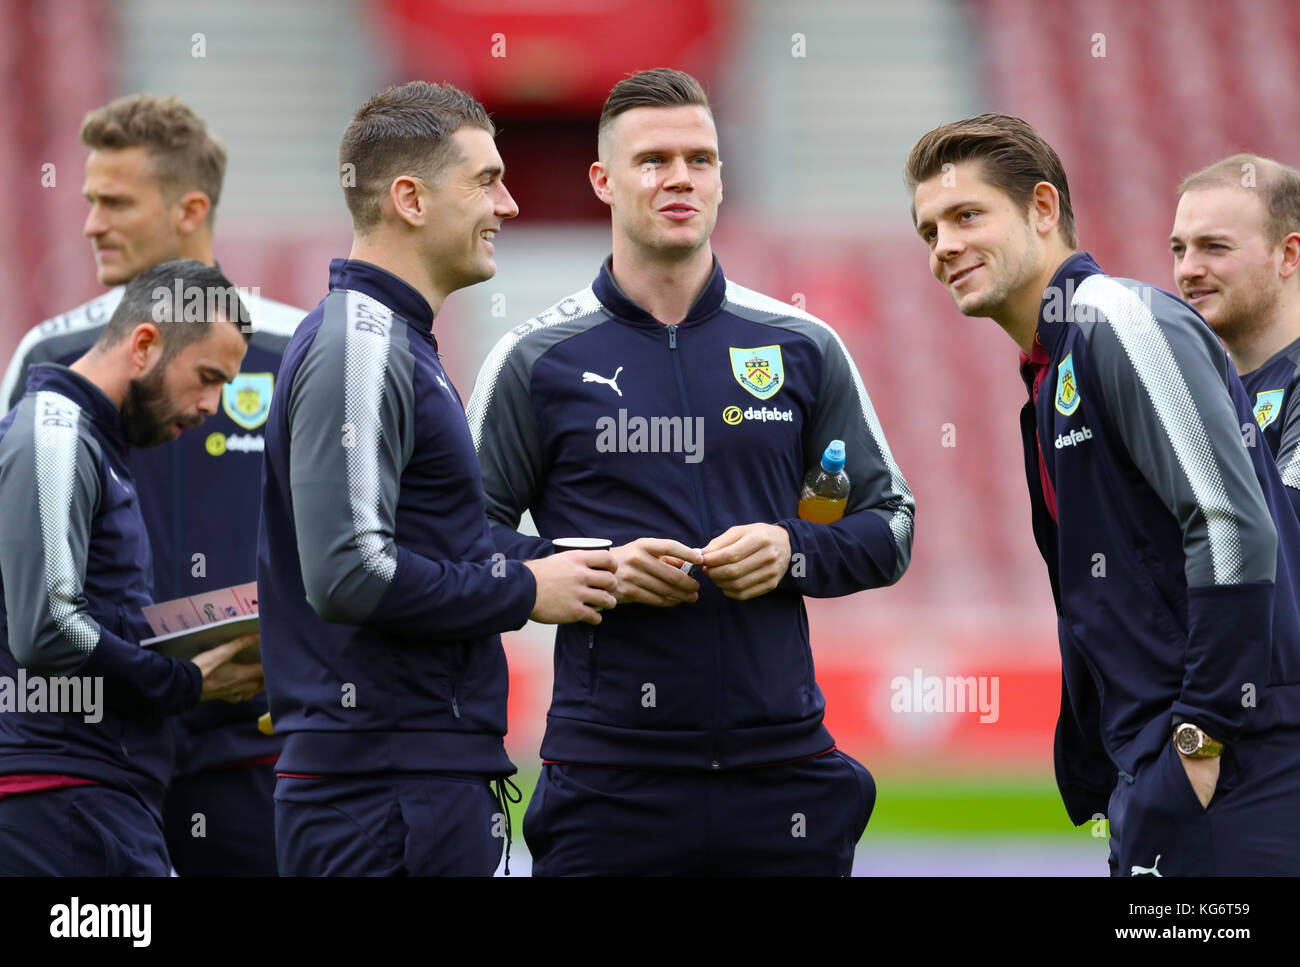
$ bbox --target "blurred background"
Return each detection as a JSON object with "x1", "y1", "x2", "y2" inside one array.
[{"x1": 5, "y1": 0, "x2": 1299, "y2": 874}]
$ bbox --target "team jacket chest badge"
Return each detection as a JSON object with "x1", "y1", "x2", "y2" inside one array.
[
  {"x1": 729, "y1": 345, "x2": 784, "y2": 400},
  {"x1": 223, "y1": 372, "x2": 274, "y2": 430},
  {"x1": 1055, "y1": 353, "x2": 1080, "y2": 416},
  {"x1": 1254, "y1": 389, "x2": 1285, "y2": 431}
]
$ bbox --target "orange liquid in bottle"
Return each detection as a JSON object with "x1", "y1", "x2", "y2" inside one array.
[{"x1": 797, "y1": 493, "x2": 846, "y2": 524}]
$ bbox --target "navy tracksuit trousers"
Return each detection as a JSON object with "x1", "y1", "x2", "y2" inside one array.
[
  {"x1": 1109, "y1": 727, "x2": 1300, "y2": 876},
  {"x1": 0, "y1": 786, "x2": 171, "y2": 876},
  {"x1": 524, "y1": 750, "x2": 876, "y2": 876},
  {"x1": 274, "y1": 772, "x2": 506, "y2": 876},
  {"x1": 163, "y1": 763, "x2": 278, "y2": 876}
]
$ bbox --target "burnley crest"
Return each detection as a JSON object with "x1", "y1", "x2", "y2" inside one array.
[
  {"x1": 223, "y1": 372, "x2": 274, "y2": 430},
  {"x1": 729, "y1": 345, "x2": 784, "y2": 400}
]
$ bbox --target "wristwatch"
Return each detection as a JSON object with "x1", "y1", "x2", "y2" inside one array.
[{"x1": 1173, "y1": 722, "x2": 1224, "y2": 759}]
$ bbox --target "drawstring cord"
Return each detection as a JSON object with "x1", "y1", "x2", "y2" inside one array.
[{"x1": 491, "y1": 776, "x2": 522, "y2": 875}]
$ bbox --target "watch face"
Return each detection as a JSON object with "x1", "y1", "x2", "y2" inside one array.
[{"x1": 1174, "y1": 725, "x2": 1202, "y2": 755}]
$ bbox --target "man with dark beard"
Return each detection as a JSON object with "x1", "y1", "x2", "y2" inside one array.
[
  {"x1": 120, "y1": 351, "x2": 204, "y2": 444},
  {"x1": 1171, "y1": 155, "x2": 1300, "y2": 517},
  {"x1": 0, "y1": 259, "x2": 265, "y2": 876},
  {"x1": 0, "y1": 94, "x2": 302, "y2": 875}
]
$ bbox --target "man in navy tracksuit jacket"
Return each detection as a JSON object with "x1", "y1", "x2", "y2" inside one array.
[
  {"x1": 259, "y1": 81, "x2": 616, "y2": 876},
  {"x1": 468, "y1": 70, "x2": 911, "y2": 875},
  {"x1": 0, "y1": 93, "x2": 302, "y2": 875},
  {"x1": 1171, "y1": 153, "x2": 1300, "y2": 520},
  {"x1": 2, "y1": 287, "x2": 298, "y2": 877},
  {"x1": 0, "y1": 260, "x2": 262, "y2": 875},
  {"x1": 910, "y1": 115, "x2": 1300, "y2": 874}
]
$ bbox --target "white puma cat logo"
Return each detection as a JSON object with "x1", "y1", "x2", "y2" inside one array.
[
  {"x1": 582, "y1": 366, "x2": 623, "y2": 397},
  {"x1": 1130, "y1": 854, "x2": 1162, "y2": 876}
]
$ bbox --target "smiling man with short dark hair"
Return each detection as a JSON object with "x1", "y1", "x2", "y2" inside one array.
[{"x1": 258, "y1": 80, "x2": 619, "y2": 877}]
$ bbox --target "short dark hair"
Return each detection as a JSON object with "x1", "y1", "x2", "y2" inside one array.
[
  {"x1": 80, "y1": 94, "x2": 227, "y2": 226},
  {"x1": 97, "y1": 259, "x2": 251, "y2": 360},
  {"x1": 597, "y1": 68, "x2": 712, "y2": 154},
  {"x1": 1178, "y1": 153, "x2": 1300, "y2": 247},
  {"x1": 339, "y1": 80, "x2": 495, "y2": 233},
  {"x1": 905, "y1": 113, "x2": 1078, "y2": 248}
]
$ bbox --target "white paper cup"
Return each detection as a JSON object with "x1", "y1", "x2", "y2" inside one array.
[{"x1": 553, "y1": 538, "x2": 614, "y2": 611}]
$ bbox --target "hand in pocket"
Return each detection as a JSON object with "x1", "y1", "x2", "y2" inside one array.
[{"x1": 1177, "y1": 752, "x2": 1221, "y2": 810}]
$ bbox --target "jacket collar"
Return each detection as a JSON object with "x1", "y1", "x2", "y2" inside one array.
[
  {"x1": 592, "y1": 255, "x2": 727, "y2": 327},
  {"x1": 328, "y1": 258, "x2": 435, "y2": 335},
  {"x1": 25, "y1": 363, "x2": 125, "y2": 443},
  {"x1": 1036, "y1": 251, "x2": 1105, "y2": 357},
  {"x1": 1018, "y1": 330, "x2": 1054, "y2": 396},
  {"x1": 1251, "y1": 333, "x2": 1300, "y2": 377}
]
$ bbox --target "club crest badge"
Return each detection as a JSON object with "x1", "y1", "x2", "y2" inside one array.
[
  {"x1": 223, "y1": 372, "x2": 274, "y2": 430},
  {"x1": 1254, "y1": 389, "x2": 1285, "y2": 432},
  {"x1": 1055, "y1": 353, "x2": 1080, "y2": 416},
  {"x1": 729, "y1": 345, "x2": 784, "y2": 400}
]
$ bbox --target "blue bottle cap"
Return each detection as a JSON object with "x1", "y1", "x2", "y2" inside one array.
[{"x1": 821, "y1": 439, "x2": 846, "y2": 473}]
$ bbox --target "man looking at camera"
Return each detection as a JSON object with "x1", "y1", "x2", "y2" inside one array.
[{"x1": 469, "y1": 69, "x2": 911, "y2": 876}]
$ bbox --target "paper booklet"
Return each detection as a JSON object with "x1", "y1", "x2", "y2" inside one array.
[{"x1": 140, "y1": 582, "x2": 260, "y2": 662}]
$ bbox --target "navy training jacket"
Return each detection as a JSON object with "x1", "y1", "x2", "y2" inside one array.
[
  {"x1": 257, "y1": 258, "x2": 537, "y2": 777},
  {"x1": 1239, "y1": 335, "x2": 1300, "y2": 521},
  {"x1": 0, "y1": 364, "x2": 201, "y2": 821},
  {"x1": 467, "y1": 257, "x2": 915, "y2": 770},
  {"x1": 1022, "y1": 253, "x2": 1300, "y2": 824},
  {"x1": 0, "y1": 286, "x2": 303, "y2": 775}
]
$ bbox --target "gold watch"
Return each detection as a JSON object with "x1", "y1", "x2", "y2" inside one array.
[{"x1": 1173, "y1": 722, "x2": 1223, "y2": 759}]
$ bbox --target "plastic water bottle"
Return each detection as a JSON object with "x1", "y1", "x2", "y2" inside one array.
[{"x1": 798, "y1": 440, "x2": 850, "y2": 524}]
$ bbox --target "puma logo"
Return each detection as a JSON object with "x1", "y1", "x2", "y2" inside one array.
[
  {"x1": 582, "y1": 366, "x2": 623, "y2": 397},
  {"x1": 1130, "y1": 854, "x2": 1162, "y2": 877}
]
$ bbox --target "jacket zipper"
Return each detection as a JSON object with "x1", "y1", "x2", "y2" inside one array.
[
  {"x1": 1028, "y1": 410, "x2": 1131, "y2": 783},
  {"x1": 1024, "y1": 349, "x2": 1133, "y2": 786},
  {"x1": 668, "y1": 326, "x2": 711, "y2": 546},
  {"x1": 1077, "y1": 643, "x2": 1133, "y2": 783},
  {"x1": 170, "y1": 447, "x2": 183, "y2": 598},
  {"x1": 587, "y1": 629, "x2": 597, "y2": 696},
  {"x1": 451, "y1": 642, "x2": 467, "y2": 719},
  {"x1": 667, "y1": 324, "x2": 722, "y2": 768}
]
